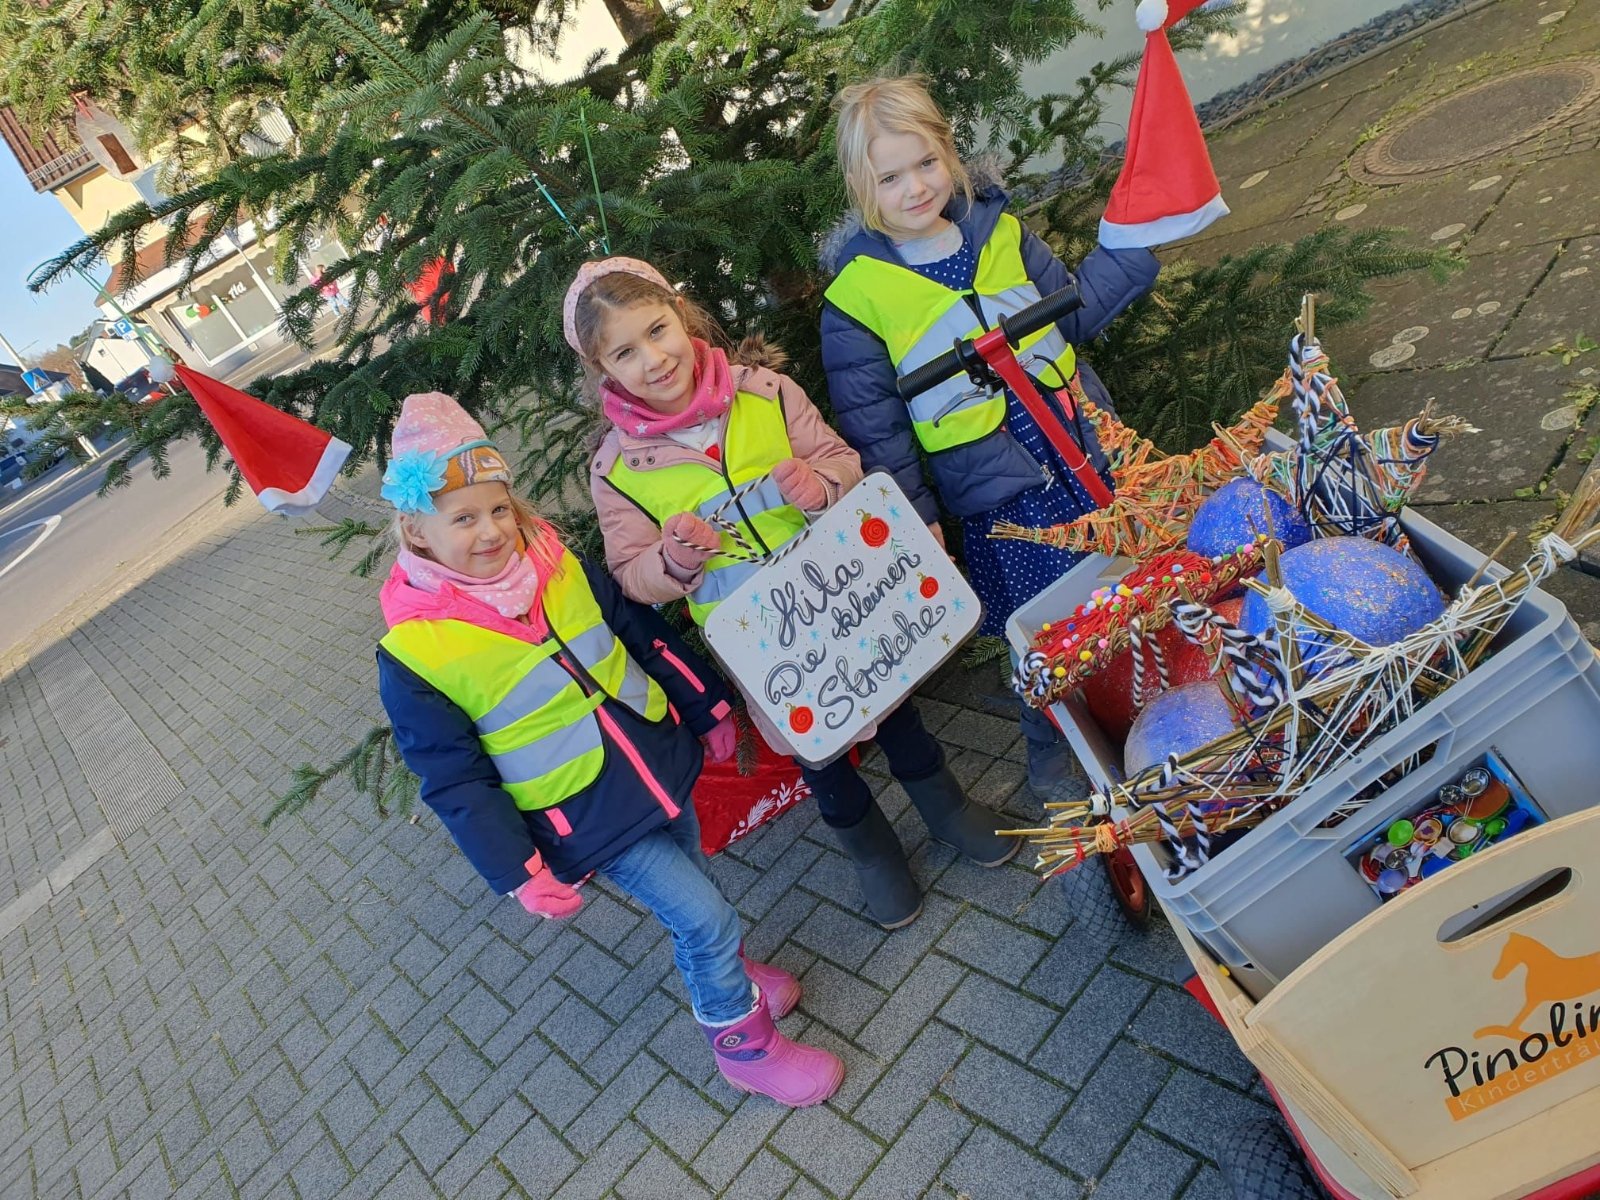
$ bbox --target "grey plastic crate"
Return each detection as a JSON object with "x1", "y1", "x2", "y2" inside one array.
[{"x1": 1007, "y1": 504, "x2": 1600, "y2": 1000}]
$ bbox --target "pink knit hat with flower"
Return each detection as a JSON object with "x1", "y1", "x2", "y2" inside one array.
[
  {"x1": 561, "y1": 257, "x2": 674, "y2": 353},
  {"x1": 381, "y1": 391, "x2": 511, "y2": 513}
]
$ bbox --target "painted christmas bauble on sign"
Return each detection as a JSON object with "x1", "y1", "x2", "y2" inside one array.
[
  {"x1": 1123, "y1": 681, "x2": 1239, "y2": 778},
  {"x1": 1084, "y1": 597, "x2": 1241, "y2": 740},
  {"x1": 1187, "y1": 479, "x2": 1311, "y2": 559},
  {"x1": 1240, "y1": 536, "x2": 1444, "y2": 647}
]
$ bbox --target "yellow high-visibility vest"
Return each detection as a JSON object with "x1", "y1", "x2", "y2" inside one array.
[
  {"x1": 380, "y1": 548, "x2": 667, "y2": 810},
  {"x1": 606, "y1": 388, "x2": 808, "y2": 625},
  {"x1": 825, "y1": 212, "x2": 1077, "y2": 453}
]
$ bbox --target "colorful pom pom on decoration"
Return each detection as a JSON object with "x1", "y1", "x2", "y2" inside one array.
[{"x1": 381, "y1": 449, "x2": 448, "y2": 513}]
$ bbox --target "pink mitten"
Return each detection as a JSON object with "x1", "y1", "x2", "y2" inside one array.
[
  {"x1": 663, "y1": 512, "x2": 721, "y2": 574},
  {"x1": 702, "y1": 714, "x2": 737, "y2": 763},
  {"x1": 514, "y1": 852, "x2": 582, "y2": 919},
  {"x1": 771, "y1": 457, "x2": 829, "y2": 513}
]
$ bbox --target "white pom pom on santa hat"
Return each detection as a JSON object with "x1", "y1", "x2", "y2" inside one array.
[
  {"x1": 1135, "y1": 0, "x2": 1169, "y2": 32},
  {"x1": 1136, "y1": 0, "x2": 1231, "y2": 33}
]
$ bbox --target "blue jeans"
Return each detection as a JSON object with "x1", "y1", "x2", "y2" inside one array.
[{"x1": 597, "y1": 802, "x2": 751, "y2": 1025}]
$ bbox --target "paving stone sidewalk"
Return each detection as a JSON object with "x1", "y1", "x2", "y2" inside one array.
[
  {"x1": 4, "y1": 2, "x2": 1600, "y2": 1198},
  {"x1": 1, "y1": 490, "x2": 1260, "y2": 1200}
]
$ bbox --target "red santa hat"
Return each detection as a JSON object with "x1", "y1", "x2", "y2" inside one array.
[
  {"x1": 1099, "y1": 0, "x2": 1231, "y2": 249},
  {"x1": 177, "y1": 365, "x2": 350, "y2": 516}
]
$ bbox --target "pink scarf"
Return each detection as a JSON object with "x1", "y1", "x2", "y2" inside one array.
[
  {"x1": 396, "y1": 522, "x2": 561, "y2": 634},
  {"x1": 601, "y1": 338, "x2": 734, "y2": 438}
]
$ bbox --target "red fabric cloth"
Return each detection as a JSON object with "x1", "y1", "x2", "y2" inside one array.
[
  {"x1": 407, "y1": 258, "x2": 454, "y2": 325},
  {"x1": 695, "y1": 740, "x2": 858, "y2": 855}
]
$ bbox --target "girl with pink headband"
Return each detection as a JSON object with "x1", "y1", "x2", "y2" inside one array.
[{"x1": 566, "y1": 257, "x2": 1017, "y2": 946}]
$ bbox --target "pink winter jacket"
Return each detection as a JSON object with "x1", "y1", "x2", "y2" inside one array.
[{"x1": 589, "y1": 358, "x2": 864, "y2": 608}]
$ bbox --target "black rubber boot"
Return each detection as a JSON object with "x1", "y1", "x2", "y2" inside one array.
[
  {"x1": 1019, "y1": 698, "x2": 1079, "y2": 806},
  {"x1": 901, "y1": 756, "x2": 1020, "y2": 868},
  {"x1": 831, "y1": 803, "x2": 924, "y2": 930}
]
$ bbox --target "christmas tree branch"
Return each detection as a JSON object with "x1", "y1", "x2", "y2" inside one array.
[{"x1": 263, "y1": 725, "x2": 420, "y2": 826}]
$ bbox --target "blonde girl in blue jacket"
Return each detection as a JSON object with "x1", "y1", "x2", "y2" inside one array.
[{"x1": 820, "y1": 76, "x2": 1161, "y2": 802}]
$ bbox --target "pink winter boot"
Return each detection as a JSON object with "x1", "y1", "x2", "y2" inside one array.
[
  {"x1": 703, "y1": 989, "x2": 844, "y2": 1108},
  {"x1": 741, "y1": 952, "x2": 801, "y2": 1019}
]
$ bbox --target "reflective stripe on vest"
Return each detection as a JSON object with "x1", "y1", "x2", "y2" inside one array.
[
  {"x1": 380, "y1": 548, "x2": 667, "y2": 811},
  {"x1": 606, "y1": 389, "x2": 808, "y2": 625},
  {"x1": 825, "y1": 212, "x2": 1078, "y2": 453}
]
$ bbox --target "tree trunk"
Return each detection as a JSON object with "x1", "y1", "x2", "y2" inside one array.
[{"x1": 599, "y1": 0, "x2": 670, "y2": 44}]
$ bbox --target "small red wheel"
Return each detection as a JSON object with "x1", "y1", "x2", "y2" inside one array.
[{"x1": 1104, "y1": 845, "x2": 1151, "y2": 928}]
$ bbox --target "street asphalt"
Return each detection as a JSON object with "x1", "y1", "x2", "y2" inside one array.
[{"x1": 0, "y1": 440, "x2": 226, "y2": 655}]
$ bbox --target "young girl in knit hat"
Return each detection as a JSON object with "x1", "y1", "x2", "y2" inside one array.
[
  {"x1": 565, "y1": 256, "x2": 1018, "y2": 934},
  {"x1": 376, "y1": 391, "x2": 843, "y2": 1107}
]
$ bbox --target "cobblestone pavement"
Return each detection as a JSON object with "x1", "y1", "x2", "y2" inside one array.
[
  {"x1": 1, "y1": 490, "x2": 1268, "y2": 1199},
  {"x1": 4, "y1": 2, "x2": 1600, "y2": 1197}
]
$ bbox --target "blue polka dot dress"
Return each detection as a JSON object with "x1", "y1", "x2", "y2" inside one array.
[{"x1": 905, "y1": 237, "x2": 1107, "y2": 638}]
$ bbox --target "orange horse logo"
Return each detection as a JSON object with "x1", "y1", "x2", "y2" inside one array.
[{"x1": 1474, "y1": 932, "x2": 1600, "y2": 1041}]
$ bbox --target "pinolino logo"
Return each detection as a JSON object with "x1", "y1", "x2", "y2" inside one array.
[{"x1": 1424, "y1": 933, "x2": 1600, "y2": 1120}]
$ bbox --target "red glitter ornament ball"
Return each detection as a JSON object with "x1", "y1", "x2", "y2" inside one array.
[{"x1": 1082, "y1": 598, "x2": 1242, "y2": 741}]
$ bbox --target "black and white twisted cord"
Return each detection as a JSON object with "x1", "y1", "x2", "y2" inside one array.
[
  {"x1": 1154, "y1": 794, "x2": 1205, "y2": 881},
  {"x1": 1186, "y1": 799, "x2": 1212, "y2": 867},
  {"x1": 1128, "y1": 616, "x2": 1147, "y2": 707},
  {"x1": 1173, "y1": 600, "x2": 1287, "y2": 710},
  {"x1": 667, "y1": 473, "x2": 826, "y2": 567},
  {"x1": 1012, "y1": 650, "x2": 1052, "y2": 701}
]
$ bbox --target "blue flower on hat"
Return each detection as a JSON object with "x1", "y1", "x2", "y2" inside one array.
[{"x1": 381, "y1": 449, "x2": 447, "y2": 513}]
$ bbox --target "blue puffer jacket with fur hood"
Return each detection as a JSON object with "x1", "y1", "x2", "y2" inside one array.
[{"x1": 818, "y1": 161, "x2": 1160, "y2": 522}]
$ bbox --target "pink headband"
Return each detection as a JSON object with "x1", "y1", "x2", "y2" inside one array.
[{"x1": 561, "y1": 257, "x2": 674, "y2": 353}]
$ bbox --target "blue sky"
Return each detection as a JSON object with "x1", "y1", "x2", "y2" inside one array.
[{"x1": 0, "y1": 155, "x2": 105, "y2": 362}]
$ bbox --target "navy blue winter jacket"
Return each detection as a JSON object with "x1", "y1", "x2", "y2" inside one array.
[
  {"x1": 377, "y1": 553, "x2": 732, "y2": 893},
  {"x1": 819, "y1": 174, "x2": 1160, "y2": 522}
]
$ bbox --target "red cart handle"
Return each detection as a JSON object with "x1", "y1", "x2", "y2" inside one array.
[{"x1": 894, "y1": 284, "x2": 1114, "y2": 510}]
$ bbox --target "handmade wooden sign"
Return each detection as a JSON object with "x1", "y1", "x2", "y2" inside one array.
[{"x1": 704, "y1": 472, "x2": 982, "y2": 766}]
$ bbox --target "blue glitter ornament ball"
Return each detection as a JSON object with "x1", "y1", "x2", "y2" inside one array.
[
  {"x1": 1124, "y1": 681, "x2": 1240, "y2": 778},
  {"x1": 1240, "y1": 536, "x2": 1445, "y2": 647},
  {"x1": 1187, "y1": 479, "x2": 1311, "y2": 559}
]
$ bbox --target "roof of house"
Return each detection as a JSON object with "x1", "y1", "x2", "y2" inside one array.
[{"x1": 0, "y1": 106, "x2": 97, "y2": 193}]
